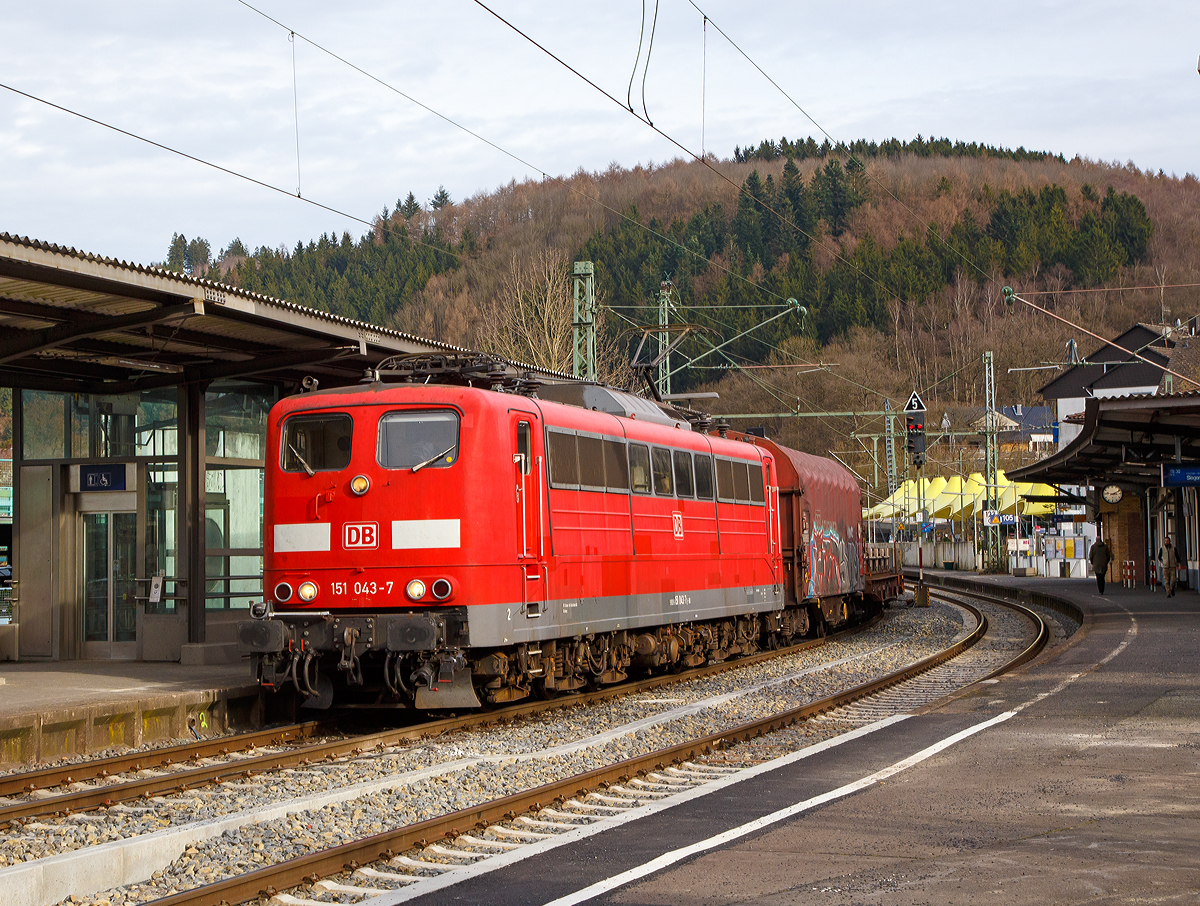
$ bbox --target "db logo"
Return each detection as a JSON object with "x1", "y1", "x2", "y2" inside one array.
[
  {"x1": 672, "y1": 512, "x2": 684, "y2": 540},
  {"x1": 343, "y1": 522, "x2": 378, "y2": 549}
]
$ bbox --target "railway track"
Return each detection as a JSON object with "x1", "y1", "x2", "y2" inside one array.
[
  {"x1": 89, "y1": 588, "x2": 1047, "y2": 906},
  {"x1": 0, "y1": 616, "x2": 879, "y2": 826}
]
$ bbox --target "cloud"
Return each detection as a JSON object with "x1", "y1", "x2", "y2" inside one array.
[{"x1": 2, "y1": 0, "x2": 1197, "y2": 263}]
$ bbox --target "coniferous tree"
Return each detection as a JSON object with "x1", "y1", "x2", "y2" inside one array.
[
  {"x1": 166, "y1": 233, "x2": 187, "y2": 272},
  {"x1": 733, "y1": 171, "x2": 767, "y2": 264},
  {"x1": 185, "y1": 238, "x2": 210, "y2": 275},
  {"x1": 431, "y1": 186, "x2": 452, "y2": 210},
  {"x1": 222, "y1": 238, "x2": 248, "y2": 258},
  {"x1": 399, "y1": 193, "x2": 421, "y2": 219}
]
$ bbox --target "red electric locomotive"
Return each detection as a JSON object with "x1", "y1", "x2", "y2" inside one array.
[{"x1": 238, "y1": 355, "x2": 897, "y2": 709}]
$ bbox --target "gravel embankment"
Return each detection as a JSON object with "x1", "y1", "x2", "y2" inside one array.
[{"x1": 31, "y1": 604, "x2": 976, "y2": 906}]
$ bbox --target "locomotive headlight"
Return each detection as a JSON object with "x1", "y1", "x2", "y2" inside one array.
[
  {"x1": 350, "y1": 474, "x2": 370, "y2": 496},
  {"x1": 297, "y1": 581, "x2": 319, "y2": 602},
  {"x1": 405, "y1": 579, "x2": 426, "y2": 601}
]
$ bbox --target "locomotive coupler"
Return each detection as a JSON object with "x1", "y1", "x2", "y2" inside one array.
[{"x1": 337, "y1": 627, "x2": 364, "y2": 686}]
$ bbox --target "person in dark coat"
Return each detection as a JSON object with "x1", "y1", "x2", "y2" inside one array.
[{"x1": 1089, "y1": 537, "x2": 1112, "y2": 594}]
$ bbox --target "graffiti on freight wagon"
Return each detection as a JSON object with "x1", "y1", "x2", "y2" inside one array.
[{"x1": 806, "y1": 519, "x2": 861, "y2": 598}]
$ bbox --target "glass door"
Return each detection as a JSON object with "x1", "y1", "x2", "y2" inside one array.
[{"x1": 82, "y1": 511, "x2": 138, "y2": 658}]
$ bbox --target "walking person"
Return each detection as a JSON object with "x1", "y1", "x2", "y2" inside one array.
[
  {"x1": 1159, "y1": 534, "x2": 1184, "y2": 597},
  {"x1": 1089, "y1": 536, "x2": 1111, "y2": 594}
]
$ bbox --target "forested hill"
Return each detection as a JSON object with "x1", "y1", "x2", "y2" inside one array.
[{"x1": 159, "y1": 136, "x2": 1200, "y2": 454}]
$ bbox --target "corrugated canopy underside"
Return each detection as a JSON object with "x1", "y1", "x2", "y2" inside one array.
[{"x1": 0, "y1": 233, "x2": 571, "y2": 395}]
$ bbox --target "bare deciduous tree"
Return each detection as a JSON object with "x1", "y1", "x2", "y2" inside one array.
[{"x1": 479, "y1": 246, "x2": 632, "y2": 387}]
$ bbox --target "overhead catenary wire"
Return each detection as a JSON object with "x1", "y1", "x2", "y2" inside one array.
[
  {"x1": 701, "y1": 15, "x2": 707, "y2": 156},
  {"x1": 685, "y1": 0, "x2": 1195, "y2": 382},
  {"x1": 1011, "y1": 291, "x2": 1200, "y2": 389},
  {"x1": 640, "y1": 0, "x2": 661, "y2": 124},
  {"x1": 234, "y1": 0, "x2": 815, "y2": 319},
  {"x1": 1019, "y1": 282, "x2": 1200, "y2": 296},
  {"x1": 290, "y1": 31, "x2": 302, "y2": 196},
  {"x1": 0, "y1": 80, "x2": 460, "y2": 265},
  {"x1": 469, "y1": 0, "x2": 916, "y2": 314},
  {"x1": 626, "y1": 0, "x2": 646, "y2": 113}
]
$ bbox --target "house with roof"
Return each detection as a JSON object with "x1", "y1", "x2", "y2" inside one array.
[
  {"x1": 966, "y1": 405, "x2": 1054, "y2": 453},
  {"x1": 1040, "y1": 323, "x2": 1189, "y2": 450}
]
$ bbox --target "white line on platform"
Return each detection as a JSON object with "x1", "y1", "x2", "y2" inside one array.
[
  {"x1": 358, "y1": 715, "x2": 911, "y2": 906},
  {"x1": 0, "y1": 637, "x2": 903, "y2": 906},
  {"x1": 537, "y1": 604, "x2": 1142, "y2": 906}
]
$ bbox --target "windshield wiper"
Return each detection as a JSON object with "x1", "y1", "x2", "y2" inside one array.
[
  {"x1": 288, "y1": 443, "x2": 315, "y2": 477},
  {"x1": 411, "y1": 444, "x2": 455, "y2": 473}
]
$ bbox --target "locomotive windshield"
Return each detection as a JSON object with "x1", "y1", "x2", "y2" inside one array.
[
  {"x1": 281, "y1": 414, "x2": 352, "y2": 473},
  {"x1": 378, "y1": 410, "x2": 460, "y2": 470}
]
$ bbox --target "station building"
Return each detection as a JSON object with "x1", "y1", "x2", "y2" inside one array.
[
  {"x1": 0, "y1": 233, "x2": 490, "y2": 664},
  {"x1": 1011, "y1": 325, "x2": 1200, "y2": 592}
]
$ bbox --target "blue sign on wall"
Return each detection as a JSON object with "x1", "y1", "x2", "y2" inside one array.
[
  {"x1": 80, "y1": 464, "x2": 126, "y2": 491},
  {"x1": 1162, "y1": 464, "x2": 1200, "y2": 488}
]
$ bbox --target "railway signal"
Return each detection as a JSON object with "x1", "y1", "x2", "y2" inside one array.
[
  {"x1": 905, "y1": 412, "x2": 926, "y2": 462},
  {"x1": 904, "y1": 390, "x2": 927, "y2": 468}
]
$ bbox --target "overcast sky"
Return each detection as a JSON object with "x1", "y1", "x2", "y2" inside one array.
[{"x1": 2, "y1": 1, "x2": 1197, "y2": 265}]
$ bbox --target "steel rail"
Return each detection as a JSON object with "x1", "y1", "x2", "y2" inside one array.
[
  {"x1": 0, "y1": 614, "x2": 882, "y2": 823},
  {"x1": 0, "y1": 722, "x2": 324, "y2": 798},
  {"x1": 930, "y1": 588, "x2": 1049, "y2": 679},
  {"x1": 141, "y1": 600, "x2": 1000, "y2": 906}
]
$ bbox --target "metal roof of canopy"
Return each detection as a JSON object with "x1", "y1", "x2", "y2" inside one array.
[
  {"x1": 0, "y1": 232, "x2": 568, "y2": 394},
  {"x1": 1007, "y1": 392, "x2": 1200, "y2": 489}
]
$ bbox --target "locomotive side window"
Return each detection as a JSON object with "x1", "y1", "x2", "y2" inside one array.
[
  {"x1": 281, "y1": 414, "x2": 353, "y2": 472},
  {"x1": 517, "y1": 421, "x2": 531, "y2": 475},
  {"x1": 577, "y1": 435, "x2": 606, "y2": 490},
  {"x1": 716, "y1": 457, "x2": 735, "y2": 501},
  {"x1": 694, "y1": 454, "x2": 714, "y2": 499},
  {"x1": 651, "y1": 447, "x2": 674, "y2": 496},
  {"x1": 377, "y1": 410, "x2": 459, "y2": 470},
  {"x1": 629, "y1": 444, "x2": 651, "y2": 494},
  {"x1": 732, "y1": 460, "x2": 750, "y2": 502},
  {"x1": 603, "y1": 439, "x2": 629, "y2": 491},
  {"x1": 673, "y1": 450, "x2": 694, "y2": 498},
  {"x1": 547, "y1": 430, "x2": 579, "y2": 487},
  {"x1": 749, "y1": 463, "x2": 765, "y2": 503}
]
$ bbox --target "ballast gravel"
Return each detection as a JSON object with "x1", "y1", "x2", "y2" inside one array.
[{"x1": 27, "y1": 603, "x2": 988, "y2": 906}]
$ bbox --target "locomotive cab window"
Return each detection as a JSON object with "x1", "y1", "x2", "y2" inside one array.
[
  {"x1": 629, "y1": 444, "x2": 651, "y2": 494},
  {"x1": 517, "y1": 421, "x2": 532, "y2": 475},
  {"x1": 281, "y1": 414, "x2": 353, "y2": 472},
  {"x1": 378, "y1": 410, "x2": 460, "y2": 470}
]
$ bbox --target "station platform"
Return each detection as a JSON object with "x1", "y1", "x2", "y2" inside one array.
[
  {"x1": 0, "y1": 659, "x2": 263, "y2": 767},
  {"x1": 402, "y1": 575, "x2": 1199, "y2": 906}
]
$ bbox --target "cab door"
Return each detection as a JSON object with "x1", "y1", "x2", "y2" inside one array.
[
  {"x1": 513, "y1": 414, "x2": 547, "y2": 616},
  {"x1": 764, "y1": 457, "x2": 782, "y2": 589}
]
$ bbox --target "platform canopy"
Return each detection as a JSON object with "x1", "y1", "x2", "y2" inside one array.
[
  {"x1": 1008, "y1": 392, "x2": 1200, "y2": 490},
  {"x1": 0, "y1": 233, "x2": 568, "y2": 394},
  {"x1": 0, "y1": 233, "x2": 571, "y2": 657}
]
